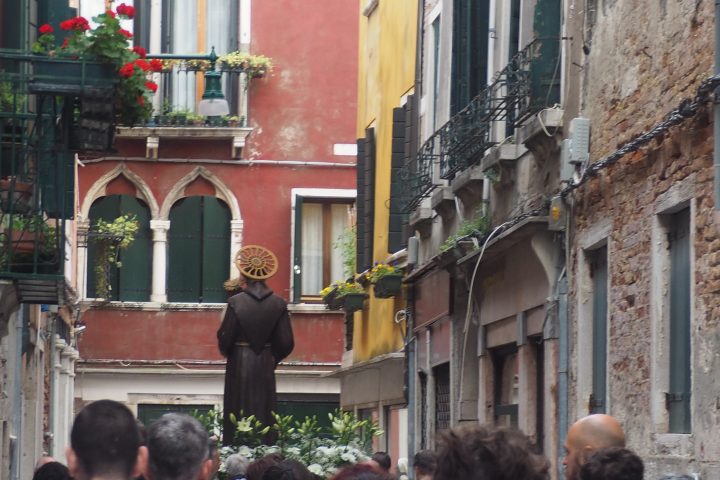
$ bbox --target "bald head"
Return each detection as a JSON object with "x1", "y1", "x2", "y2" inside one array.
[
  {"x1": 563, "y1": 415, "x2": 625, "y2": 480},
  {"x1": 570, "y1": 414, "x2": 625, "y2": 450}
]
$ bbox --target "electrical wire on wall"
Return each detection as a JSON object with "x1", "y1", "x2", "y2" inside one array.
[{"x1": 450, "y1": 71, "x2": 720, "y2": 417}]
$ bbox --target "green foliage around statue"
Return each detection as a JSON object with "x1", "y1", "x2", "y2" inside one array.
[{"x1": 193, "y1": 408, "x2": 383, "y2": 479}]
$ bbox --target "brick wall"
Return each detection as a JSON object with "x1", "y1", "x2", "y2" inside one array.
[{"x1": 570, "y1": 1, "x2": 720, "y2": 477}]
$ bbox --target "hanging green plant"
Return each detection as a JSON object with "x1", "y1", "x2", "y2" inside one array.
[{"x1": 91, "y1": 214, "x2": 139, "y2": 299}]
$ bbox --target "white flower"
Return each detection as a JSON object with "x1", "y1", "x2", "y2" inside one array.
[
  {"x1": 307, "y1": 464, "x2": 325, "y2": 476},
  {"x1": 340, "y1": 452, "x2": 356, "y2": 462},
  {"x1": 285, "y1": 446, "x2": 301, "y2": 457},
  {"x1": 236, "y1": 446, "x2": 253, "y2": 459}
]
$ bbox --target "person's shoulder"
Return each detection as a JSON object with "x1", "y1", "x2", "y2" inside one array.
[{"x1": 269, "y1": 293, "x2": 289, "y2": 307}]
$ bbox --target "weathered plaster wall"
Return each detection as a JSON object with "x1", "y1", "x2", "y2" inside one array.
[{"x1": 248, "y1": 0, "x2": 359, "y2": 161}]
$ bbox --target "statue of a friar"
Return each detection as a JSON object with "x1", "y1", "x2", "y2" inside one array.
[{"x1": 217, "y1": 245, "x2": 294, "y2": 445}]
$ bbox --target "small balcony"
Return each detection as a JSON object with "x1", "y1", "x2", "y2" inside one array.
[
  {"x1": 0, "y1": 50, "x2": 77, "y2": 303},
  {"x1": 115, "y1": 56, "x2": 255, "y2": 158},
  {"x1": 398, "y1": 37, "x2": 561, "y2": 213}
]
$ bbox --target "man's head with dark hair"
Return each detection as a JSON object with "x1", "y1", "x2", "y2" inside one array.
[
  {"x1": 67, "y1": 399, "x2": 146, "y2": 480},
  {"x1": 33, "y1": 462, "x2": 71, "y2": 480},
  {"x1": 245, "y1": 454, "x2": 283, "y2": 480},
  {"x1": 261, "y1": 460, "x2": 313, "y2": 480},
  {"x1": 434, "y1": 426, "x2": 549, "y2": 480},
  {"x1": 579, "y1": 447, "x2": 644, "y2": 480},
  {"x1": 329, "y1": 463, "x2": 394, "y2": 480},
  {"x1": 145, "y1": 413, "x2": 211, "y2": 480},
  {"x1": 413, "y1": 449, "x2": 436, "y2": 477},
  {"x1": 370, "y1": 452, "x2": 391, "y2": 472}
]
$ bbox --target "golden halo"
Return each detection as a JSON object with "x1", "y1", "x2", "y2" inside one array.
[{"x1": 235, "y1": 245, "x2": 278, "y2": 280}]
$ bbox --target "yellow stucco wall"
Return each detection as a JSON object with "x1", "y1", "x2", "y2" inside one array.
[{"x1": 354, "y1": 0, "x2": 417, "y2": 363}]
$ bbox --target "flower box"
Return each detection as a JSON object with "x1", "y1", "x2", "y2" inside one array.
[
  {"x1": 30, "y1": 58, "x2": 116, "y2": 95},
  {"x1": 322, "y1": 288, "x2": 344, "y2": 310},
  {"x1": 340, "y1": 293, "x2": 368, "y2": 313},
  {"x1": 373, "y1": 273, "x2": 403, "y2": 298}
]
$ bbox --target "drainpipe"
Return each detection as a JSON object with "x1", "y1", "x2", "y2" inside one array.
[
  {"x1": 46, "y1": 314, "x2": 56, "y2": 456},
  {"x1": 408, "y1": 0, "x2": 425, "y2": 477},
  {"x1": 714, "y1": 1, "x2": 720, "y2": 228},
  {"x1": 557, "y1": 273, "x2": 569, "y2": 480},
  {"x1": 10, "y1": 306, "x2": 25, "y2": 480}
]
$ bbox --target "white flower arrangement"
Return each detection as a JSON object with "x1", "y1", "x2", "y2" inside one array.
[{"x1": 196, "y1": 408, "x2": 382, "y2": 479}]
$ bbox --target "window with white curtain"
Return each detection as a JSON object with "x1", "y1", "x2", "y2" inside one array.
[
  {"x1": 299, "y1": 201, "x2": 354, "y2": 298},
  {"x1": 124, "y1": 0, "x2": 238, "y2": 112}
]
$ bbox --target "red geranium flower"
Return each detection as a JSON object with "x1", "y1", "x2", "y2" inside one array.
[
  {"x1": 149, "y1": 59, "x2": 163, "y2": 72},
  {"x1": 132, "y1": 46, "x2": 147, "y2": 58},
  {"x1": 116, "y1": 3, "x2": 136, "y2": 19},
  {"x1": 61, "y1": 38, "x2": 69, "y2": 49},
  {"x1": 119, "y1": 62, "x2": 136, "y2": 78},
  {"x1": 39, "y1": 24, "x2": 54, "y2": 35},
  {"x1": 135, "y1": 59, "x2": 150, "y2": 71},
  {"x1": 106, "y1": 10, "x2": 116, "y2": 18},
  {"x1": 144, "y1": 81, "x2": 158, "y2": 93},
  {"x1": 118, "y1": 28, "x2": 133, "y2": 39},
  {"x1": 60, "y1": 16, "x2": 89, "y2": 31},
  {"x1": 137, "y1": 95, "x2": 145, "y2": 106}
]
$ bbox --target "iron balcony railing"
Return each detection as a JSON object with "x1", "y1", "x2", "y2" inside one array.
[
  {"x1": 0, "y1": 50, "x2": 79, "y2": 302},
  {"x1": 139, "y1": 50, "x2": 249, "y2": 127},
  {"x1": 398, "y1": 37, "x2": 560, "y2": 212}
]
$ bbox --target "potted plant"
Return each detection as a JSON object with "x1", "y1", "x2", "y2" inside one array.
[
  {"x1": 188, "y1": 113, "x2": 206, "y2": 127},
  {"x1": 0, "y1": 177, "x2": 33, "y2": 214},
  {"x1": 225, "y1": 115, "x2": 240, "y2": 127},
  {"x1": 368, "y1": 263, "x2": 403, "y2": 298},
  {"x1": 320, "y1": 282, "x2": 344, "y2": 310},
  {"x1": 31, "y1": 6, "x2": 160, "y2": 128},
  {"x1": 90, "y1": 214, "x2": 139, "y2": 299},
  {"x1": 184, "y1": 59, "x2": 211, "y2": 72},
  {"x1": 1, "y1": 215, "x2": 60, "y2": 273},
  {"x1": 218, "y1": 51, "x2": 273, "y2": 79},
  {"x1": 336, "y1": 281, "x2": 367, "y2": 313}
]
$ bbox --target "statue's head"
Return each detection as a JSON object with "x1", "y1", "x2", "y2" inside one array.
[{"x1": 234, "y1": 245, "x2": 278, "y2": 281}]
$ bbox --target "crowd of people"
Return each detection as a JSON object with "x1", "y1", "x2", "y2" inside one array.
[{"x1": 31, "y1": 399, "x2": 694, "y2": 480}]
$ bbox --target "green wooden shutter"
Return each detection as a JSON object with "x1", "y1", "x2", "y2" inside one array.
[
  {"x1": 201, "y1": 196, "x2": 231, "y2": 303},
  {"x1": 293, "y1": 195, "x2": 304, "y2": 302},
  {"x1": 168, "y1": 197, "x2": 202, "y2": 302},
  {"x1": 355, "y1": 139, "x2": 366, "y2": 273},
  {"x1": 668, "y1": 208, "x2": 691, "y2": 433},
  {"x1": 117, "y1": 196, "x2": 152, "y2": 301},
  {"x1": 451, "y1": 0, "x2": 489, "y2": 115},
  {"x1": 87, "y1": 196, "x2": 121, "y2": 299},
  {"x1": 357, "y1": 128, "x2": 375, "y2": 272},
  {"x1": 531, "y1": 0, "x2": 561, "y2": 110},
  {"x1": 388, "y1": 107, "x2": 407, "y2": 253},
  {"x1": 590, "y1": 246, "x2": 608, "y2": 414}
]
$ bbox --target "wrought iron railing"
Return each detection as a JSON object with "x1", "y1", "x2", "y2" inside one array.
[
  {"x1": 0, "y1": 50, "x2": 76, "y2": 301},
  {"x1": 398, "y1": 38, "x2": 560, "y2": 212},
  {"x1": 143, "y1": 63, "x2": 245, "y2": 127},
  {"x1": 137, "y1": 50, "x2": 249, "y2": 127}
]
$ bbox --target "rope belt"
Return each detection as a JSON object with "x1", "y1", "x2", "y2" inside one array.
[{"x1": 234, "y1": 342, "x2": 271, "y2": 348}]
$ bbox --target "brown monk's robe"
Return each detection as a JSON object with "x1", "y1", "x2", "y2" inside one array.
[{"x1": 217, "y1": 281, "x2": 294, "y2": 445}]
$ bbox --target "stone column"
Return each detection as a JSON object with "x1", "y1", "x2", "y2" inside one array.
[
  {"x1": 76, "y1": 220, "x2": 90, "y2": 299},
  {"x1": 229, "y1": 219, "x2": 244, "y2": 276},
  {"x1": 52, "y1": 336, "x2": 67, "y2": 459},
  {"x1": 150, "y1": 220, "x2": 170, "y2": 303}
]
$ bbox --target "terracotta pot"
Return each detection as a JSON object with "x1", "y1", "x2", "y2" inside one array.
[{"x1": 0, "y1": 179, "x2": 33, "y2": 213}]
